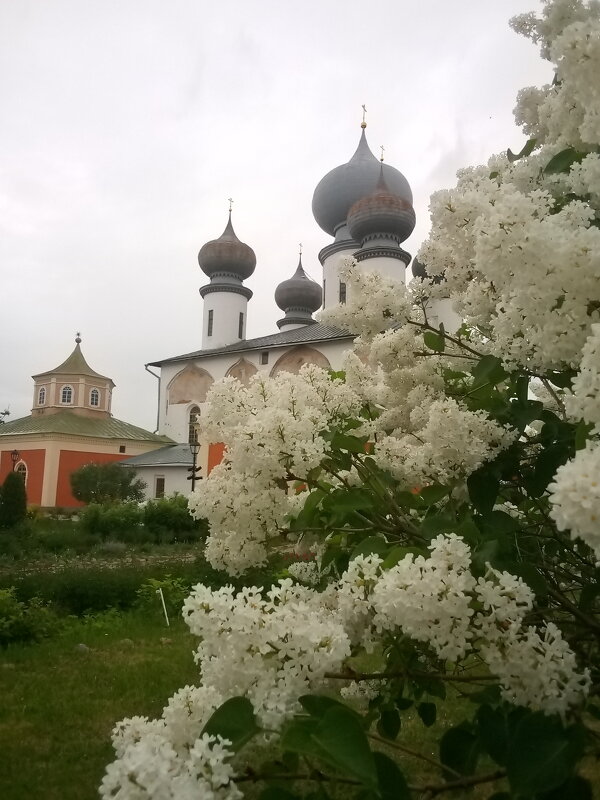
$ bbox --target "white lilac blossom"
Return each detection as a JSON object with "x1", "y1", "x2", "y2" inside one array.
[
  {"x1": 372, "y1": 398, "x2": 516, "y2": 488},
  {"x1": 320, "y1": 260, "x2": 417, "y2": 340},
  {"x1": 182, "y1": 580, "x2": 351, "y2": 730},
  {"x1": 188, "y1": 366, "x2": 364, "y2": 574},
  {"x1": 566, "y1": 323, "x2": 600, "y2": 429},
  {"x1": 185, "y1": 538, "x2": 589, "y2": 721},
  {"x1": 548, "y1": 441, "x2": 600, "y2": 557},
  {"x1": 480, "y1": 623, "x2": 592, "y2": 719},
  {"x1": 102, "y1": 536, "x2": 591, "y2": 797},
  {"x1": 100, "y1": 730, "x2": 240, "y2": 800},
  {"x1": 286, "y1": 560, "x2": 321, "y2": 586}
]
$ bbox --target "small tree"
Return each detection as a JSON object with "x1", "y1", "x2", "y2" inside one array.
[
  {"x1": 0, "y1": 471, "x2": 27, "y2": 528},
  {"x1": 70, "y1": 462, "x2": 146, "y2": 505}
]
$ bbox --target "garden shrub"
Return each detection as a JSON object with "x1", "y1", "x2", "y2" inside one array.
[
  {"x1": 143, "y1": 495, "x2": 208, "y2": 542},
  {"x1": 136, "y1": 576, "x2": 191, "y2": 617},
  {"x1": 0, "y1": 587, "x2": 62, "y2": 645},
  {"x1": 0, "y1": 553, "x2": 285, "y2": 617},
  {"x1": 80, "y1": 502, "x2": 143, "y2": 540}
]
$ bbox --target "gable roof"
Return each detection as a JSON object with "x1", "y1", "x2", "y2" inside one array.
[
  {"x1": 120, "y1": 443, "x2": 193, "y2": 467},
  {"x1": 0, "y1": 412, "x2": 172, "y2": 443},
  {"x1": 149, "y1": 322, "x2": 352, "y2": 366}
]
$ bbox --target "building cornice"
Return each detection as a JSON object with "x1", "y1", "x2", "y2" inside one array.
[
  {"x1": 199, "y1": 283, "x2": 253, "y2": 300},
  {"x1": 354, "y1": 245, "x2": 411, "y2": 265},
  {"x1": 318, "y1": 239, "x2": 359, "y2": 266}
]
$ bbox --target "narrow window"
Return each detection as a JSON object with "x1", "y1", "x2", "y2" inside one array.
[
  {"x1": 339, "y1": 282, "x2": 346, "y2": 304},
  {"x1": 155, "y1": 476, "x2": 165, "y2": 499},
  {"x1": 61, "y1": 385, "x2": 73, "y2": 404},
  {"x1": 90, "y1": 388, "x2": 99, "y2": 407},
  {"x1": 189, "y1": 406, "x2": 200, "y2": 444},
  {"x1": 16, "y1": 462, "x2": 27, "y2": 484},
  {"x1": 38, "y1": 387, "x2": 46, "y2": 405},
  {"x1": 207, "y1": 310, "x2": 214, "y2": 337},
  {"x1": 323, "y1": 279, "x2": 326, "y2": 308},
  {"x1": 119, "y1": 445, "x2": 126, "y2": 453},
  {"x1": 238, "y1": 312, "x2": 244, "y2": 339},
  {"x1": 260, "y1": 352, "x2": 269, "y2": 365}
]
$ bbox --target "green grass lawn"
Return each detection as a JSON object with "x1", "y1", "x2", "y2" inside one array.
[{"x1": 0, "y1": 611, "x2": 198, "y2": 800}]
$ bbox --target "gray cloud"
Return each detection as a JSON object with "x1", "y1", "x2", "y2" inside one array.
[{"x1": 1, "y1": 0, "x2": 550, "y2": 428}]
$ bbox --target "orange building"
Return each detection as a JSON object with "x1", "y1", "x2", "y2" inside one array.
[{"x1": 0, "y1": 337, "x2": 172, "y2": 508}]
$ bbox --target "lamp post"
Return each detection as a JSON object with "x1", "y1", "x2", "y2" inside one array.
[
  {"x1": 189, "y1": 440, "x2": 201, "y2": 492},
  {"x1": 10, "y1": 450, "x2": 20, "y2": 472}
]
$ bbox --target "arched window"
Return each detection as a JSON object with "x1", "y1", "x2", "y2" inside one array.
[
  {"x1": 38, "y1": 387, "x2": 46, "y2": 405},
  {"x1": 61, "y1": 385, "x2": 73, "y2": 404},
  {"x1": 188, "y1": 406, "x2": 200, "y2": 445},
  {"x1": 90, "y1": 388, "x2": 99, "y2": 407},
  {"x1": 16, "y1": 462, "x2": 27, "y2": 484}
]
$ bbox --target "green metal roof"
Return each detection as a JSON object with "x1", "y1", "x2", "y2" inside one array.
[
  {"x1": 33, "y1": 342, "x2": 113, "y2": 384},
  {"x1": 0, "y1": 412, "x2": 173, "y2": 443}
]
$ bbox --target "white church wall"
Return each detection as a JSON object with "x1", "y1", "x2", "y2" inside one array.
[
  {"x1": 428, "y1": 297, "x2": 462, "y2": 334},
  {"x1": 355, "y1": 256, "x2": 406, "y2": 286},
  {"x1": 134, "y1": 465, "x2": 192, "y2": 502},
  {"x1": 156, "y1": 337, "x2": 353, "y2": 444}
]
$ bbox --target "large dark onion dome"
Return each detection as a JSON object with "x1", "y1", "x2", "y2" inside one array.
[
  {"x1": 347, "y1": 166, "x2": 416, "y2": 246},
  {"x1": 312, "y1": 127, "x2": 413, "y2": 238},
  {"x1": 275, "y1": 255, "x2": 323, "y2": 329},
  {"x1": 198, "y1": 212, "x2": 256, "y2": 281}
]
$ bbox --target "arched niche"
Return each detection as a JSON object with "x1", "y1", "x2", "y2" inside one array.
[
  {"x1": 270, "y1": 346, "x2": 331, "y2": 377},
  {"x1": 167, "y1": 364, "x2": 214, "y2": 405},
  {"x1": 226, "y1": 358, "x2": 258, "y2": 386}
]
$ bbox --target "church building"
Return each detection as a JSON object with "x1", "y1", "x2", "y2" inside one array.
[
  {"x1": 127, "y1": 122, "x2": 456, "y2": 498},
  {"x1": 0, "y1": 337, "x2": 172, "y2": 507}
]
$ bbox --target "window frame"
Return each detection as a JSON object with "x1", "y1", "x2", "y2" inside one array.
[
  {"x1": 207, "y1": 309, "x2": 214, "y2": 337},
  {"x1": 61, "y1": 385, "x2": 73, "y2": 404},
  {"x1": 188, "y1": 406, "x2": 200, "y2": 445},
  {"x1": 15, "y1": 462, "x2": 27, "y2": 485},
  {"x1": 90, "y1": 388, "x2": 100, "y2": 407}
]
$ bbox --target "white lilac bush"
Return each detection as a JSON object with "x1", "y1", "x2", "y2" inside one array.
[{"x1": 101, "y1": 2, "x2": 600, "y2": 797}]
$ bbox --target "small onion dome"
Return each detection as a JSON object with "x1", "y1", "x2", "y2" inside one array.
[
  {"x1": 347, "y1": 167, "x2": 416, "y2": 245},
  {"x1": 412, "y1": 257, "x2": 443, "y2": 284},
  {"x1": 312, "y1": 128, "x2": 413, "y2": 237},
  {"x1": 275, "y1": 256, "x2": 323, "y2": 313},
  {"x1": 198, "y1": 212, "x2": 256, "y2": 281}
]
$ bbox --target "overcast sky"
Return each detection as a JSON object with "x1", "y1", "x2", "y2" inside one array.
[{"x1": 0, "y1": 0, "x2": 551, "y2": 431}]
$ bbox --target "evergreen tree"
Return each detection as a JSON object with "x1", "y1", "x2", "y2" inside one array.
[{"x1": 0, "y1": 471, "x2": 27, "y2": 528}]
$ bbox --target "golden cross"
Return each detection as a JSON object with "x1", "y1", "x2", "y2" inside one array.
[
  {"x1": 299, "y1": 242, "x2": 303, "y2": 256},
  {"x1": 380, "y1": 144, "x2": 385, "y2": 162},
  {"x1": 228, "y1": 197, "x2": 234, "y2": 212},
  {"x1": 361, "y1": 104, "x2": 367, "y2": 127}
]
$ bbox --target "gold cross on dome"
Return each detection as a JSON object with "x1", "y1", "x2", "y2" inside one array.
[
  {"x1": 380, "y1": 144, "x2": 385, "y2": 162},
  {"x1": 299, "y1": 242, "x2": 303, "y2": 256},
  {"x1": 361, "y1": 104, "x2": 367, "y2": 127},
  {"x1": 228, "y1": 197, "x2": 234, "y2": 212}
]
